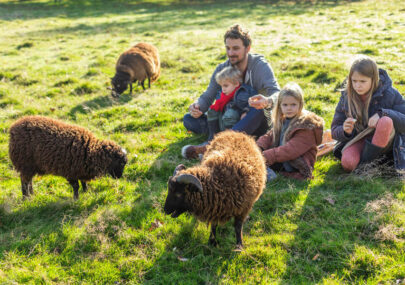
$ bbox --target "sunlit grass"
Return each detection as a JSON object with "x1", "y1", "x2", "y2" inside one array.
[{"x1": 0, "y1": 0, "x2": 404, "y2": 283}]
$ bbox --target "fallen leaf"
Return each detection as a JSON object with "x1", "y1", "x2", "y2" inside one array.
[
  {"x1": 312, "y1": 253, "x2": 320, "y2": 261},
  {"x1": 325, "y1": 197, "x2": 335, "y2": 205},
  {"x1": 177, "y1": 256, "x2": 189, "y2": 262},
  {"x1": 149, "y1": 219, "x2": 163, "y2": 231}
]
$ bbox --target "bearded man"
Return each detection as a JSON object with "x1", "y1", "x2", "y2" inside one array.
[{"x1": 182, "y1": 24, "x2": 280, "y2": 159}]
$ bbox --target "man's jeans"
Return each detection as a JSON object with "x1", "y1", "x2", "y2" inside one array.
[{"x1": 183, "y1": 107, "x2": 268, "y2": 137}]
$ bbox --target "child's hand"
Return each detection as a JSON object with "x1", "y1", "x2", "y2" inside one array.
[
  {"x1": 368, "y1": 113, "x2": 380, "y2": 128},
  {"x1": 240, "y1": 112, "x2": 247, "y2": 120},
  {"x1": 343, "y1": 117, "x2": 356, "y2": 135}
]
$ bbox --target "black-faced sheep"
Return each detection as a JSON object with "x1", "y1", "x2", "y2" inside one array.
[
  {"x1": 164, "y1": 130, "x2": 266, "y2": 249},
  {"x1": 9, "y1": 116, "x2": 128, "y2": 200},
  {"x1": 111, "y1": 42, "x2": 160, "y2": 97}
]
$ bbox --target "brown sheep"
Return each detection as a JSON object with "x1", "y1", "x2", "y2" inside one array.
[
  {"x1": 111, "y1": 42, "x2": 160, "y2": 96},
  {"x1": 164, "y1": 130, "x2": 266, "y2": 249},
  {"x1": 9, "y1": 116, "x2": 128, "y2": 200}
]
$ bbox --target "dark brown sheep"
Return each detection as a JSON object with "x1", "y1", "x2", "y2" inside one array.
[
  {"x1": 9, "y1": 116, "x2": 128, "y2": 200},
  {"x1": 111, "y1": 42, "x2": 160, "y2": 96},
  {"x1": 164, "y1": 130, "x2": 266, "y2": 249}
]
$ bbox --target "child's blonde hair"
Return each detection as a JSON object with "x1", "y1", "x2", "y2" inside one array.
[
  {"x1": 215, "y1": 66, "x2": 243, "y2": 85},
  {"x1": 346, "y1": 55, "x2": 379, "y2": 132},
  {"x1": 272, "y1": 82, "x2": 304, "y2": 144}
]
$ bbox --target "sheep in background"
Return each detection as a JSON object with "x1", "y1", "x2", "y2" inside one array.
[
  {"x1": 9, "y1": 116, "x2": 128, "y2": 200},
  {"x1": 164, "y1": 130, "x2": 266, "y2": 250},
  {"x1": 111, "y1": 42, "x2": 160, "y2": 97}
]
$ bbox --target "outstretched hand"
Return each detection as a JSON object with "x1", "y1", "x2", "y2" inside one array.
[
  {"x1": 248, "y1": 95, "x2": 271, "y2": 109},
  {"x1": 189, "y1": 103, "x2": 203, "y2": 118}
]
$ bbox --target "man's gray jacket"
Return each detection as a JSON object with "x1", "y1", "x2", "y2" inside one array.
[{"x1": 197, "y1": 53, "x2": 280, "y2": 113}]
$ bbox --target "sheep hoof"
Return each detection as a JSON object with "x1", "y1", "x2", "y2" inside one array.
[
  {"x1": 234, "y1": 244, "x2": 243, "y2": 252},
  {"x1": 208, "y1": 238, "x2": 218, "y2": 247}
]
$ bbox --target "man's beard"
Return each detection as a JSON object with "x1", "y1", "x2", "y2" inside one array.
[{"x1": 229, "y1": 54, "x2": 247, "y2": 66}]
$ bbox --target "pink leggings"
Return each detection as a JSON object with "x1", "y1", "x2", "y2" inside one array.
[{"x1": 341, "y1": 116, "x2": 393, "y2": 172}]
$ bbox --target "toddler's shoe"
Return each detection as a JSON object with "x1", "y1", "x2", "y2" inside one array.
[
  {"x1": 181, "y1": 143, "x2": 208, "y2": 159},
  {"x1": 266, "y1": 167, "x2": 277, "y2": 182}
]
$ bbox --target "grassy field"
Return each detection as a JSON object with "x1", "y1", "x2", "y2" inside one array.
[{"x1": 0, "y1": 0, "x2": 404, "y2": 283}]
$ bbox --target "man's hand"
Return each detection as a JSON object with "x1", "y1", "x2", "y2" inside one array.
[
  {"x1": 189, "y1": 103, "x2": 203, "y2": 118},
  {"x1": 343, "y1": 117, "x2": 356, "y2": 135},
  {"x1": 240, "y1": 112, "x2": 247, "y2": 120},
  {"x1": 249, "y1": 95, "x2": 272, "y2": 109},
  {"x1": 368, "y1": 113, "x2": 380, "y2": 128}
]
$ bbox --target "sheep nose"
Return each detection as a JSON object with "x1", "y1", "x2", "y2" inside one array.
[{"x1": 111, "y1": 90, "x2": 119, "y2": 98}]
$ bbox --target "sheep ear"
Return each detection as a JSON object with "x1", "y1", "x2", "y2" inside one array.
[
  {"x1": 173, "y1": 164, "x2": 186, "y2": 176},
  {"x1": 175, "y1": 174, "x2": 203, "y2": 193}
]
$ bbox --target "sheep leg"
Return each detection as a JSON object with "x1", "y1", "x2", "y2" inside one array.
[
  {"x1": 141, "y1": 80, "x2": 145, "y2": 90},
  {"x1": 208, "y1": 223, "x2": 218, "y2": 246},
  {"x1": 68, "y1": 179, "x2": 80, "y2": 200},
  {"x1": 80, "y1": 180, "x2": 87, "y2": 192},
  {"x1": 129, "y1": 83, "x2": 133, "y2": 95},
  {"x1": 28, "y1": 180, "x2": 33, "y2": 195},
  {"x1": 20, "y1": 174, "x2": 33, "y2": 199},
  {"x1": 148, "y1": 76, "x2": 151, "y2": 88},
  {"x1": 234, "y1": 217, "x2": 244, "y2": 250}
]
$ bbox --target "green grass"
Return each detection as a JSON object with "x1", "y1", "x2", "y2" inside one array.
[{"x1": 1, "y1": 0, "x2": 404, "y2": 283}]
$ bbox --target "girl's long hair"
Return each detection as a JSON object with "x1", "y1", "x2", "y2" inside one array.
[
  {"x1": 346, "y1": 55, "x2": 379, "y2": 132},
  {"x1": 272, "y1": 83, "x2": 304, "y2": 144}
]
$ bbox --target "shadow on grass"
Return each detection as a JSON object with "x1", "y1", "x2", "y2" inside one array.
[
  {"x1": 126, "y1": 135, "x2": 232, "y2": 283},
  {"x1": 3, "y1": 0, "x2": 362, "y2": 37},
  {"x1": 279, "y1": 161, "x2": 404, "y2": 283},
  {"x1": 142, "y1": 218, "x2": 242, "y2": 284},
  {"x1": 123, "y1": 132, "x2": 206, "y2": 225},
  {"x1": 0, "y1": 0, "x2": 363, "y2": 21},
  {"x1": 0, "y1": 192, "x2": 109, "y2": 258},
  {"x1": 133, "y1": 133, "x2": 305, "y2": 283},
  {"x1": 68, "y1": 92, "x2": 135, "y2": 118}
]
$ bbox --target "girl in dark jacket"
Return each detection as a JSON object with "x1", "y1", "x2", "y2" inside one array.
[{"x1": 331, "y1": 55, "x2": 405, "y2": 174}]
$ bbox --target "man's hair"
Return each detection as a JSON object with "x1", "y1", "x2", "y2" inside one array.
[
  {"x1": 224, "y1": 24, "x2": 251, "y2": 47},
  {"x1": 215, "y1": 66, "x2": 243, "y2": 85}
]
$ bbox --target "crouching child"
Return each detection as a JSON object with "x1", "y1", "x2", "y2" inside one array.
[
  {"x1": 206, "y1": 66, "x2": 257, "y2": 140},
  {"x1": 256, "y1": 83, "x2": 324, "y2": 180},
  {"x1": 182, "y1": 66, "x2": 257, "y2": 159}
]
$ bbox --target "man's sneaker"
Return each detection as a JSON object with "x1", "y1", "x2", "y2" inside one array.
[{"x1": 181, "y1": 144, "x2": 208, "y2": 159}]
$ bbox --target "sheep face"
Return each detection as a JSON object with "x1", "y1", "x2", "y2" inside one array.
[
  {"x1": 164, "y1": 178, "x2": 192, "y2": 218},
  {"x1": 107, "y1": 148, "x2": 128, "y2": 178},
  {"x1": 111, "y1": 79, "x2": 128, "y2": 95},
  {"x1": 164, "y1": 168, "x2": 203, "y2": 218},
  {"x1": 111, "y1": 72, "x2": 131, "y2": 95}
]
